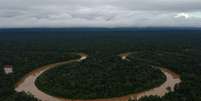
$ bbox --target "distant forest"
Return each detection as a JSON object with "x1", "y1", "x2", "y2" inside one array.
[{"x1": 0, "y1": 28, "x2": 201, "y2": 101}]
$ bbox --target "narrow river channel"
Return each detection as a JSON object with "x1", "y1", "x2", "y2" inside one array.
[{"x1": 15, "y1": 52, "x2": 181, "y2": 101}]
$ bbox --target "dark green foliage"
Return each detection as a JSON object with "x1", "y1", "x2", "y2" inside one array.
[
  {"x1": 36, "y1": 53, "x2": 165, "y2": 99},
  {"x1": 0, "y1": 92, "x2": 39, "y2": 101},
  {"x1": 138, "y1": 96, "x2": 162, "y2": 101},
  {"x1": 129, "y1": 50, "x2": 201, "y2": 101},
  {"x1": 0, "y1": 45, "x2": 79, "y2": 101},
  {"x1": 1, "y1": 29, "x2": 201, "y2": 101}
]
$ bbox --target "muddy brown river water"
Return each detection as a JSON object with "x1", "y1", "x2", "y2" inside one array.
[{"x1": 15, "y1": 52, "x2": 181, "y2": 101}]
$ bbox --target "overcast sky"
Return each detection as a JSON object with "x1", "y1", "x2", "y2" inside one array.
[{"x1": 0, "y1": 0, "x2": 201, "y2": 28}]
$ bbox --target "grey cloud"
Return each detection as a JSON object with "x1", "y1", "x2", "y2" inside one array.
[{"x1": 0, "y1": 0, "x2": 201, "y2": 28}]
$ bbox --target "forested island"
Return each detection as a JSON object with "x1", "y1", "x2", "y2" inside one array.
[
  {"x1": 36, "y1": 53, "x2": 165, "y2": 99},
  {"x1": 0, "y1": 28, "x2": 201, "y2": 101}
]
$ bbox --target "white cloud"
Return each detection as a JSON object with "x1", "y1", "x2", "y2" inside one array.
[
  {"x1": 0, "y1": 0, "x2": 201, "y2": 28},
  {"x1": 175, "y1": 13, "x2": 191, "y2": 19}
]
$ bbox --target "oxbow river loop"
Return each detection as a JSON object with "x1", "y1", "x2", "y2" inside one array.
[{"x1": 15, "y1": 52, "x2": 181, "y2": 101}]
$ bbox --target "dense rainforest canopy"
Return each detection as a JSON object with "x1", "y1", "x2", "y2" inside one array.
[
  {"x1": 36, "y1": 53, "x2": 165, "y2": 99},
  {"x1": 0, "y1": 28, "x2": 201, "y2": 101}
]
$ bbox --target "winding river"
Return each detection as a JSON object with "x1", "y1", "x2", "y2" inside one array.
[{"x1": 15, "y1": 52, "x2": 181, "y2": 101}]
